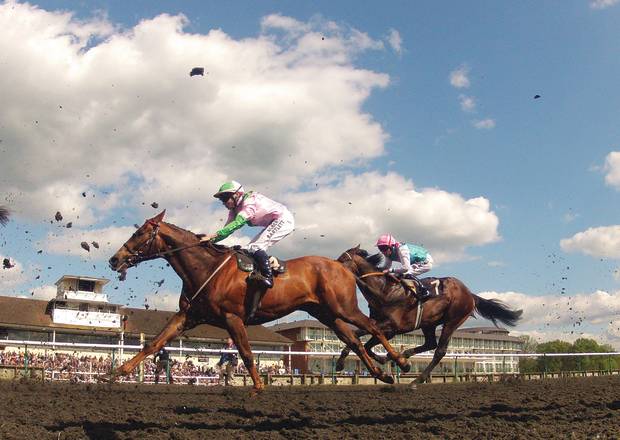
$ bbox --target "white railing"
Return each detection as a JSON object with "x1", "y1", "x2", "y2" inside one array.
[{"x1": 1, "y1": 338, "x2": 619, "y2": 358}]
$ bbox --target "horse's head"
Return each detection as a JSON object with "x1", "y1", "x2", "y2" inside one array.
[
  {"x1": 337, "y1": 245, "x2": 390, "y2": 274},
  {"x1": 337, "y1": 245, "x2": 369, "y2": 273},
  {"x1": 109, "y1": 210, "x2": 167, "y2": 276}
]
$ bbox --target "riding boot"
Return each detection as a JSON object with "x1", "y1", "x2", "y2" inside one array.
[
  {"x1": 252, "y1": 249, "x2": 273, "y2": 289},
  {"x1": 247, "y1": 250, "x2": 272, "y2": 321}
]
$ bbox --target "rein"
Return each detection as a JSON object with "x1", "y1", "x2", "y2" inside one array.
[
  {"x1": 187, "y1": 254, "x2": 232, "y2": 302},
  {"x1": 359, "y1": 272, "x2": 386, "y2": 279}
]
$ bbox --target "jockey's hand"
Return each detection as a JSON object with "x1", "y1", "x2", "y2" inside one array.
[
  {"x1": 200, "y1": 233, "x2": 217, "y2": 243},
  {"x1": 382, "y1": 269, "x2": 390, "y2": 274}
]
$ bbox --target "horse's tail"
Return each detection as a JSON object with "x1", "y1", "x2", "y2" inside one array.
[
  {"x1": 0, "y1": 206, "x2": 9, "y2": 226},
  {"x1": 472, "y1": 294, "x2": 522, "y2": 327}
]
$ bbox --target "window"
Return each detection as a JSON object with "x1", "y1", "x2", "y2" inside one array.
[
  {"x1": 78, "y1": 279, "x2": 96, "y2": 292},
  {"x1": 79, "y1": 303, "x2": 89, "y2": 312}
]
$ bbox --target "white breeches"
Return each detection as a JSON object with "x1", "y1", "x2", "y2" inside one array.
[
  {"x1": 246, "y1": 211, "x2": 295, "y2": 253},
  {"x1": 409, "y1": 255, "x2": 434, "y2": 276}
]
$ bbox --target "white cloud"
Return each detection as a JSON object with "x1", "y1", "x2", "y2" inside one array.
[
  {"x1": 604, "y1": 151, "x2": 620, "y2": 190},
  {"x1": 31, "y1": 284, "x2": 57, "y2": 300},
  {"x1": 459, "y1": 94, "x2": 476, "y2": 112},
  {"x1": 560, "y1": 225, "x2": 620, "y2": 259},
  {"x1": 0, "y1": 255, "x2": 27, "y2": 289},
  {"x1": 0, "y1": 4, "x2": 390, "y2": 223},
  {"x1": 386, "y1": 29, "x2": 402, "y2": 55},
  {"x1": 144, "y1": 290, "x2": 179, "y2": 311},
  {"x1": 479, "y1": 290, "x2": 620, "y2": 349},
  {"x1": 276, "y1": 172, "x2": 500, "y2": 262},
  {"x1": 449, "y1": 65, "x2": 470, "y2": 88},
  {"x1": 590, "y1": 0, "x2": 620, "y2": 9},
  {"x1": 43, "y1": 225, "x2": 136, "y2": 259},
  {"x1": 473, "y1": 118, "x2": 496, "y2": 130}
]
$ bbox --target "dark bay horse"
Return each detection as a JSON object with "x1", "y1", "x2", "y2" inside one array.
[
  {"x1": 108, "y1": 212, "x2": 410, "y2": 394},
  {"x1": 336, "y1": 246, "x2": 522, "y2": 384}
]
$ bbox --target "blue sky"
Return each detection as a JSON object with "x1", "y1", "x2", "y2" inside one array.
[{"x1": 1, "y1": 0, "x2": 620, "y2": 347}]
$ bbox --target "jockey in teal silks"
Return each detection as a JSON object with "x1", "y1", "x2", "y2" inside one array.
[
  {"x1": 201, "y1": 181, "x2": 295, "y2": 316},
  {"x1": 376, "y1": 234, "x2": 434, "y2": 300}
]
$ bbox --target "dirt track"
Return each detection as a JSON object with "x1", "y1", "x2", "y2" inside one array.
[{"x1": 0, "y1": 375, "x2": 619, "y2": 439}]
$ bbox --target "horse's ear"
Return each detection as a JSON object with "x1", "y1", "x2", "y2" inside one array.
[
  {"x1": 150, "y1": 209, "x2": 166, "y2": 224},
  {"x1": 354, "y1": 244, "x2": 361, "y2": 251}
]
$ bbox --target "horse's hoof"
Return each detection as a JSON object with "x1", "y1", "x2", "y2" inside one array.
[
  {"x1": 378, "y1": 374, "x2": 394, "y2": 385},
  {"x1": 399, "y1": 360, "x2": 411, "y2": 373},
  {"x1": 249, "y1": 386, "x2": 264, "y2": 397},
  {"x1": 414, "y1": 376, "x2": 426, "y2": 384}
]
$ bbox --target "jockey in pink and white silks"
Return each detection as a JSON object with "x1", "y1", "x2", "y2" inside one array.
[
  {"x1": 202, "y1": 181, "x2": 295, "y2": 291},
  {"x1": 376, "y1": 234, "x2": 434, "y2": 299}
]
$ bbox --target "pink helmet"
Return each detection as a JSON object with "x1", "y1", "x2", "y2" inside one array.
[{"x1": 376, "y1": 234, "x2": 397, "y2": 248}]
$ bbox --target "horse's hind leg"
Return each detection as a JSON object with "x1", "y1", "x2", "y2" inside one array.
[
  {"x1": 115, "y1": 311, "x2": 188, "y2": 377},
  {"x1": 402, "y1": 325, "x2": 438, "y2": 358}
]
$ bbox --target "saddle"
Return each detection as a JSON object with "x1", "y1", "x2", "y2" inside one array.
[{"x1": 233, "y1": 248, "x2": 287, "y2": 275}]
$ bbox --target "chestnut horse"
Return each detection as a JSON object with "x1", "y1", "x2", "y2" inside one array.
[
  {"x1": 336, "y1": 246, "x2": 522, "y2": 384},
  {"x1": 108, "y1": 212, "x2": 410, "y2": 394}
]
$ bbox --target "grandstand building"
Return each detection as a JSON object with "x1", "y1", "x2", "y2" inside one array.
[
  {"x1": 0, "y1": 275, "x2": 292, "y2": 369},
  {"x1": 269, "y1": 320, "x2": 523, "y2": 375}
]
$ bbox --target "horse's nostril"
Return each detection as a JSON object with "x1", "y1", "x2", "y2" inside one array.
[{"x1": 109, "y1": 257, "x2": 118, "y2": 266}]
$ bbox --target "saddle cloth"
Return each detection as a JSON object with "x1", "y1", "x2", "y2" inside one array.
[
  {"x1": 401, "y1": 277, "x2": 443, "y2": 299},
  {"x1": 233, "y1": 249, "x2": 287, "y2": 274}
]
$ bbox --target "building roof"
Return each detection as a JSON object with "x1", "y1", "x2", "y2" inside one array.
[
  {"x1": 55, "y1": 275, "x2": 110, "y2": 286},
  {"x1": 0, "y1": 295, "x2": 291, "y2": 345},
  {"x1": 268, "y1": 319, "x2": 329, "y2": 332},
  {"x1": 267, "y1": 319, "x2": 523, "y2": 343}
]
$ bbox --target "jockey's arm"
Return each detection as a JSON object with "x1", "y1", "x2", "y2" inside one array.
[
  {"x1": 213, "y1": 213, "x2": 249, "y2": 242},
  {"x1": 390, "y1": 245, "x2": 413, "y2": 275}
]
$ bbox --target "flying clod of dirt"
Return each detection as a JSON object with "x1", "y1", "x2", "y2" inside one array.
[
  {"x1": 2, "y1": 258, "x2": 14, "y2": 269},
  {"x1": 0, "y1": 206, "x2": 9, "y2": 226},
  {"x1": 80, "y1": 241, "x2": 90, "y2": 252},
  {"x1": 55, "y1": 211, "x2": 63, "y2": 222},
  {"x1": 189, "y1": 67, "x2": 204, "y2": 76},
  {"x1": 91, "y1": 241, "x2": 100, "y2": 249},
  {"x1": 151, "y1": 202, "x2": 159, "y2": 209},
  {"x1": 66, "y1": 222, "x2": 72, "y2": 228}
]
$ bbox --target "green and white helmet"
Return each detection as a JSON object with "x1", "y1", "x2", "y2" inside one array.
[{"x1": 213, "y1": 180, "x2": 245, "y2": 199}]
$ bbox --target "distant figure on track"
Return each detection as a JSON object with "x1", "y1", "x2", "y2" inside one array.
[
  {"x1": 153, "y1": 347, "x2": 172, "y2": 384},
  {"x1": 217, "y1": 338, "x2": 238, "y2": 386}
]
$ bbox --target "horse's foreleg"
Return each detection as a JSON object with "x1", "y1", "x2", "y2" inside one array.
[
  {"x1": 115, "y1": 311, "x2": 188, "y2": 377},
  {"x1": 223, "y1": 313, "x2": 263, "y2": 395},
  {"x1": 335, "y1": 327, "x2": 367, "y2": 372},
  {"x1": 415, "y1": 318, "x2": 466, "y2": 385},
  {"x1": 328, "y1": 317, "x2": 394, "y2": 385},
  {"x1": 340, "y1": 310, "x2": 410, "y2": 373},
  {"x1": 402, "y1": 325, "x2": 437, "y2": 358}
]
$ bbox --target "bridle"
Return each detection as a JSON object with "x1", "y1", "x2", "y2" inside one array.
[{"x1": 117, "y1": 220, "x2": 162, "y2": 271}]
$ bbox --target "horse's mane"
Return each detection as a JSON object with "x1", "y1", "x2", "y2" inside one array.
[
  {"x1": 364, "y1": 250, "x2": 390, "y2": 271},
  {"x1": 163, "y1": 222, "x2": 231, "y2": 252}
]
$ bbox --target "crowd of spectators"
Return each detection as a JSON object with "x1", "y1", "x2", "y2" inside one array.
[{"x1": 0, "y1": 350, "x2": 289, "y2": 384}]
